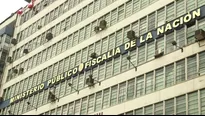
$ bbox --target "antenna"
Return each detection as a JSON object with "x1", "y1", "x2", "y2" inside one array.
[
  {"x1": 171, "y1": 41, "x2": 183, "y2": 52},
  {"x1": 127, "y1": 56, "x2": 137, "y2": 71}
]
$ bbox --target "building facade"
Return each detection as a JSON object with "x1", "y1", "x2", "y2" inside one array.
[{"x1": 0, "y1": 0, "x2": 205, "y2": 115}]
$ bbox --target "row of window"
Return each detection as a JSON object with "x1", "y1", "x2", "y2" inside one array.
[
  {"x1": 20, "y1": 0, "x2": 56, "y2": 25},
  {"x1": 5, "y1": 2, "x2": 205, "y2": 101},
  {"x1": 120, "y1": 89, "x2": 205, "y2": 115},
  {"x1": 18, "y1": 0, "x2": 85, "y2": 43},
  {"x1": 15, "y1": 0, "x2": 115, "y2": 56},
  {"x1": 2, "y1": 50, "x2": 205, "y2": 115},
  {"x1": 9, "y1": 0, "x2": 159, "y2": 81}
]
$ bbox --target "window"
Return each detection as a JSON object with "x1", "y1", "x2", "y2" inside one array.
[
  {"x1": 82, "y1": 6, "x2": 88, "y2": 20},
  {"x1": 200, "y1": 89, "x2": 205, "y2": 115},
  {"x1": 102, "y1": 88, "x2": 110, "y2": 108},
  {"x1": 127, "y1": 78, "x2": 135, "y2": 100},
  {"x1": 123, "y1": 25, "x2": 130, "y2": 43},
  {"x1": 65, "y1": 79, "x2": 71, "y2": 95},
  {"x1": 186, "y1": 0, "x2": 195, "y2": 12},
  {"x1": 188, "y1": 92, "x2": 198, "y2": 115},
  {"x1": 37, "y1": 92, "x2": 43, "y2": 107},
  {"x1": 148, "y1": 12, "x2": 155, "y2": 31},
  {"x1": 121, "y1": 53, "x2": 128, "y2": 72},
  {"x1": 105, "y1": 13, "x2": 111, "y2": 27},
  {"x1": 61, "y1": 105, "x2": 68, "y2": 115},
  {"x1": 145, "y1": 72, "x2": 153, "y2": 94},
  {"x1": 176, "y1": 95, "x2": 186, "y2": 115},
  {"x1": 47, "y1": 66, "x2": 53, "y2": 80},
  {"x1": 99, "y1": 63, "x2": 105, "y2": 81},
  {"x1": 78, "y1": 74, "x2": 84, "y2": 90},
  {"x1": 141, "y1": 0, "x2": 149, "y2": 9},
  {"x1": 88, "y1": 94, "x2": 95, "y2": 114},
  {"x1": 81, "y1": 97, "x2": 88, "y2": 115},
  {"x1": 116, "y1": 30, "x2": 123, "y2": 47},
  {"x1": 118, "y1": 82, "x2": 126, "y2": 103},
  {"x1": 157, "y1": 8, "x2": 165, "y2": 27},
  {"x1": 176, "y1": 0, "x2": 185, "y2": 17},
  {"x1": 166, "y1": 2, "x2": 175, "y2": 22},
  {"x1": 145, "y1": 105, "x2": 153, "y2": 115},
  {"x1": 138, "y1": 45, "x2": 145, "y2": 65},
  {"x1": 176, "y1": 27, "x2": 185, "y2": 47},
  {"x1": 126, "y1": 111, "x2": 133, "y2": 115},
  {"x1": 51, "y1": 44, "x2": 57, "y2": 58},
  {"x1": 100, "y1": 0, "x2": 106, "y2": 9},
  {"x1": 176, "y1": 60, "x2": 185, "y2": 83},
  {"x1": 70, "y1": 13, "x2": 76, "y2": 27},
  {"x1": 56, "y1": 107, "x2": 61, "y2": 115},
  {"x1": 113, "y1": 57, "x2": 121, "y2": 75},
  {"x1": 74, "y1": 100, "x2": 80, "y2": 115},
  {"x1": 199, "y1": 51, "x2": 205, "y2": 75},
  {"x1": 166, "y1": 33, "x2": 174, "y2": 54},
  {"x1": 108, "y1": 33, "x2": 115, "y2": 51},
  {"x1": 155, "y1": 68, "x2": 164, "y2": 91},
  {"x1": 85, "y1": 24, "x2": 91, "y2": 39},
  {"x1": 60, "y1": 81, "x2": 66, "y2": 98},
  {"x1": 67, "y1": 35, "x2": 73, "y2": 49},
  {"x1": 95, "y1": 91, "x2": 102, "y2": 111},
  {"x1": 70, "y1": 54, "x2": 76, "y2": 69},
  {"x1": 165, "y1": 99, "x2": 174, "y2": 115},
  {"x1": 110, "y1": 85, "x2": 118, "y2": 106},
  {"x1": 82, "y1": 48, "x2": 88, "y2": 63},
  {"x1": 118, "y1": 5, "x2": 125, "y2": 21},
  {"x1": 73, "y1": 32, "x2": 79, "y2": 46},
  {"x1": 154, "y1": 102, "x2": 163, "y2": 115},
  {"x1": 102, "y1": 37, "x2": 108, "y2": 54},
  {"x1": 105, "y1": 60, "x2": 113, "y2": 78},
  {"x1": 65, "y1": 17, "x2": 71, "y2": 30},
  {"x1": 88, "y1": 3, "x2": 94, "y2": 17},
  {"x1": 125, "y1": 0, "x2": 132, "y2": 18},
  {"x1": 95, "y1": 41, "x2": 101, "y2": 55},
  {"x1": 139, "y1": 17, "x2": 147, "y2": 34},
  {"x1": 56, "y1": 23, "x2": 61, "y2": 36},
  {"x1": 136, "y1": 75, "x2": 144, "y2": 97},
  {"x1": 135, "y1": 108, "x2": 143, "y2": 115},
  {"x1": 187, "y1": 55, "x2": 197, "y2": 79},
  {"x1": 147, "y1": 41, "x2": 155, "y2": 61},
  {"x1": 110, "y1": 9, "x2": 117, "y2": 26},
  {"x1": 187, "y1": 24, "x2": 196, "y2": 44},
  {"x1": 68, "y1": 102, "x2": 74, "y2": 115},
  {"x1": 79, "y1": 28, "x2": 85, "y2": 43},
  {"x1": 165, "y1": 64, "x2": 174, "y2": 87}
]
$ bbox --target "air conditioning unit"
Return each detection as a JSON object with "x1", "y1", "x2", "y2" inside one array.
[
  {"x1": 195, "y1": 29, "x2": 205, "y2": 42},
  {"x1": 19, "y1": 68, "x2": 24, "y2": 74},
  {"x1": 44, "y1": 0, "x2": 48, "y2": 7},
  {"x1": 23, "y1": 49, "x2": 29, "y2": 54},
  {"x1": 7, "y1": 56, "x2": 13, "y2": 63},
  {"x1": 48, "y1": 91, "x2": 56, "y2": 102},
  {"x1": 37, "y1": 25, "x2": 42, "y2": 29},
  {"x1": 13, "y1": 69, "x2": 18, "y2": 74},
  {"x1": 11, "y1": 38, "x2": 17, "y2": 45},
  {"x1": 34, "y1": 10, "x2": 39, "y2": 15},
  {"x1": 94, "y1": 26, "x2": 100, "y2": 33},
  {"x1": 127, "y1": 30, "x2": 136, "y2": 40},
  {"x1": 86, "y1": 75, "x2": 94, "y2": 87},
  {"x1": 154, "y1": 48, "x2": 164, "y2": 58},
  {"x1": 46, "y1": 32, "x2": 53, "y2": 41},
  {"x1": 90, "y1": 52, "x2": 97, "y2": 59},
  {"x1": 99, "y1": 20, "x2": 107, "y2": 30},
  {"x1": 0, "y1": 97, "x2": 3, "y2": 102}
]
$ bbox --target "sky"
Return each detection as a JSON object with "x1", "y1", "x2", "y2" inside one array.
[{"x1": 0, "y1": 0, "x2": 28, "y2": 23}]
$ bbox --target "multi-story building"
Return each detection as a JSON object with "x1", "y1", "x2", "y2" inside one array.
[
  {"x1": 0, "y1": 0, "x2": 205, "y2": 115},
  {"x1": 0, "y1": 13, "x2": 16, "y2": 97}
]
